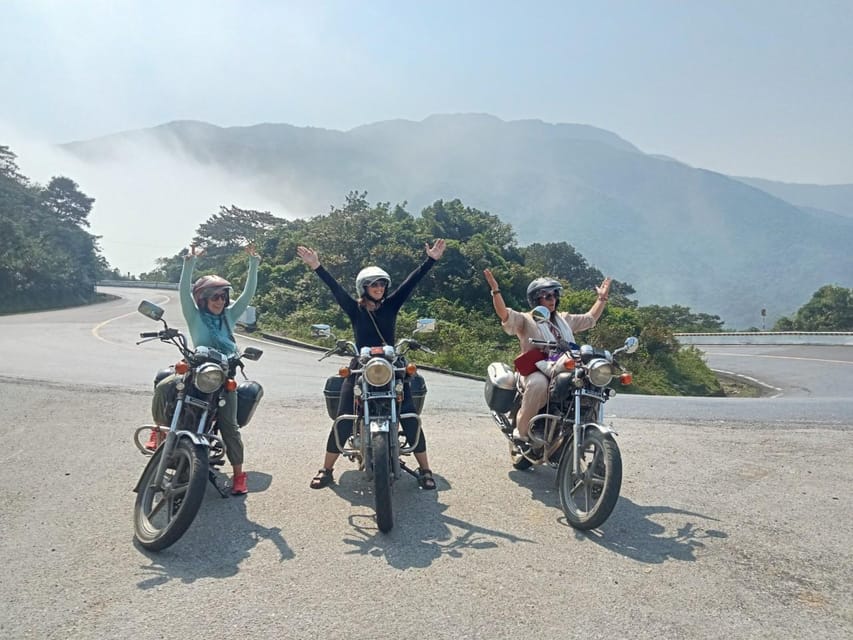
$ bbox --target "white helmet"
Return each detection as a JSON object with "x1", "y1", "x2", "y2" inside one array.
[{"x1": 355, "y1": 266, "x2": 391, "y2": 297}]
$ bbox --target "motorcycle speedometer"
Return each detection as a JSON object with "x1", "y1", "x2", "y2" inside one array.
[
  {"x1": 194, "y1": 363, "x2": 226, "y2": 393},
  {"x1": 587, "y1": 359, "x2": 614, "y2": 387},
  {"x1": 363, "y1": 358, "x2": 394, "y2": 386}
]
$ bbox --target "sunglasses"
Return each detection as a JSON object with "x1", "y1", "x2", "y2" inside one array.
[
  {"x1": 207, "y1": 292, "x2": 228, "y2": 302},
  {"x1": 539, "y1": 292, "x2": 558, "y2": 301},
  {"x1": 365, "y1": 279, "x2": 388, "y2": 288}
]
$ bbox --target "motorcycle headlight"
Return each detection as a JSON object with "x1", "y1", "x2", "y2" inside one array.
[
  {"x1": 194, "y1": 363, "x2": 226, "y2": 393},
  {"x1": 363, "y1": 358, "x2": 394, "y2": 387},
  {"x1": 587, "y1": 359, "x2": 614, "y2": 387}
]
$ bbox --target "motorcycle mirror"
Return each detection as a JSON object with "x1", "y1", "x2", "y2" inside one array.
[
  {"x1": 311, "y1": 323, "x2": 332, "y2": 338},
  {"x1": 138, "y1": 300, "x2": 164, "y2": 322},
  {"x1": 531, "y1": 305, "x2": 550, "y2": 323},
  {"x1": 415, "y1": 318, "x2": 436, "y2": 334},
  {"x1": 242, "y1": 346, "x2": 263, "y2": 361},
  {"x1": 624, "y1": 337, "x2": 639, "y2": 354}
]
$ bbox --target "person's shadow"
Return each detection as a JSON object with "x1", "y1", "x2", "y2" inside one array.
[
  {"x1": 134, "y1": 470, "x2": 294, "y2": 588},
  {"x1": 331, "y1": 469, "x2": 533, "y2": 570},
  {"x1": 508, "y1": 466, "x2": 727, "y2": 563}
]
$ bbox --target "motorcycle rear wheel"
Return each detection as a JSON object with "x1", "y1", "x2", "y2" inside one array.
[
  {"x1": 372, "y1": 431, "x2": 394, "y2": 533},
  {"x1": 134, "y1": 439, "x2": 208, "y2": 551},
  {"x1": 557, "y1": 431, "x2": 622, "y2": 530}
]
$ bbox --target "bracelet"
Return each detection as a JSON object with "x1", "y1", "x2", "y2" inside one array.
[
  {"x1": 491, "y1": 289, "x2": 501, "y2": 296},
  {"x1": 598, "y1": 295, "x2": 608, "y2": 302}
]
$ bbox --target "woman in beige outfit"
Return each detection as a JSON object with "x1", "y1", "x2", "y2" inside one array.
[{"x1": 483, "y1": 269, "x2": 612, "y2": 441}]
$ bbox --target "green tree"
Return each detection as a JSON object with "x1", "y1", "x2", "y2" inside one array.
[
  {"x1": 41, "y1": 176, "x2": 94, "y2": 227},
  {"x1": 773, "y1": 285, "x2": 853, "y2": 331}
]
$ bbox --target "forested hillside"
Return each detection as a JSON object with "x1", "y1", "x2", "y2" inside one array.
[
  {"x1": 0, "y1": 145, "x2": 109, "y2": 314},
  {"x1": 147, "y1": 194, "x2": 724, "y2": 396}
]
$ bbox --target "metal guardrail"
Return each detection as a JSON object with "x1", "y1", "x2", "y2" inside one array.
[
  {"x1": 97, "y1": 280, "x2": 178, "y2": 290},
  {"x1": 675, "y1": 332, "x2": 853, "y2": 346}
]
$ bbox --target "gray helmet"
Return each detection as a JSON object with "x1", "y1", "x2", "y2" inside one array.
[
  {"x1": 355, "y1": 266, "x2": 391, "y2": 297},
  {"x1": 526, "y1": 277, "x2": 563, "y2": 308}
]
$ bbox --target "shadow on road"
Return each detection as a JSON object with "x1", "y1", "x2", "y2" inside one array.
[
  {"x1": 508, "y1": 466, "x2": 728, "y2": 563},
  {"x1": 330, "y1": 469, "x2": 533, "y2": 569},
  {"x1": 134, "y1": 470, "x2": 294, "y2": 588}
]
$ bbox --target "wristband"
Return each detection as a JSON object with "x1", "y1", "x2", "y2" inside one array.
[{"x1": 491, "y1": 290, "x2": 501, "y2": 296}]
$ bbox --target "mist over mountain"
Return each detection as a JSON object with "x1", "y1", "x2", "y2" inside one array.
[{"x1": 63, "y1": 114, "x2": 853, "y2": 328}]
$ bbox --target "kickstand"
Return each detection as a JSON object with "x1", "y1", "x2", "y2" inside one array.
[
  {"x1": 209, "y1": 469, "x2": 230, "y2": 498},
  {"x1": 399, "y1": 459, "x2": 420, "y2": 479}
]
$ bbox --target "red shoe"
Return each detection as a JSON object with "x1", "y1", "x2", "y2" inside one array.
[
  {"x1": 231, "y1": 472, "x2": 248, "y2": 495},
  {"x1": 144, "y1": 428, "x2": 162, "y2": 451}
]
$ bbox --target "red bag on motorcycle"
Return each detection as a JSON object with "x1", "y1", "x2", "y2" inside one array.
[{"x1": 513, "y1": 349, "x2": 546, "y2": 376}]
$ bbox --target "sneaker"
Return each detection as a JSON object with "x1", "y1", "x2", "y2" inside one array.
[
  {"x1": 511, "y1": 427, "x2": 529, "y2": 443},
  {"x1": 144, "y1": 428, "x2": 161, "y2": 451},
  {"x1": 231, "y1": 472, "x2": 248, "y2": 495}
]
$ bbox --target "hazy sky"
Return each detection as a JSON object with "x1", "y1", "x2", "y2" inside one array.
[{"x1": 1, "y1": 1, "x2": 852, "y2": 273}]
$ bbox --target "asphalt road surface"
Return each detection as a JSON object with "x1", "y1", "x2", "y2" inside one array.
[{"x1": 0, "y1": 288, "x2": 850, "y2": 639}]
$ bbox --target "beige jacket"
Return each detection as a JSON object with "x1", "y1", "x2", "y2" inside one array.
[{"x1": 502, "y1": 308, "x2": 596, "y2": 353}]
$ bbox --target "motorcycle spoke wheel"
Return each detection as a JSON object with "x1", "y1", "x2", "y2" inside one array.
[
  {"x1": 134, "y1": 440, "x2": 208, "y2": 551},
  {"x1": 557, "y1": 431, "x2": 622, "y2": 531}
]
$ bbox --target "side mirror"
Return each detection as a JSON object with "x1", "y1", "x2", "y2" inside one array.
[
  {"x1": 138, "y1": 300, "x2": 164, "y2": 322},
  {"x1": 311, "y1": 324, "x2": 332, "y2": 338},
  {"x1": 624, "y1": 337, "x2": 639, "y2": 354},
  {"x1": 531, "y1": 305, "x2": 550, "y2": 323},
  {"x1": 242, "y1": 346, "x2": 263, "y2": 361},
  {"x1": 415, "y1": 318, "x2": 436, "y2": 334}
]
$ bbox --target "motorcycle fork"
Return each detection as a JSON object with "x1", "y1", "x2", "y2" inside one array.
[{"x1": 571, "y1": 397, "x2": 605, "y2": 474}]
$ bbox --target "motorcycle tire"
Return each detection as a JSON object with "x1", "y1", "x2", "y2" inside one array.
[
  {"x1": 371, "y1": 431, "x2": 394, "y2": 533},
  {"x1": 134, "y1": 438, "x2": 208, "y2": 551},
  {"x1": 556, "y1": 430, "x2": 622, "y2": 530}
]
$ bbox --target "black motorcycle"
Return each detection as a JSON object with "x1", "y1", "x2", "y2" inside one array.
[
  {"x1": 485, "y1": 305, "x2": 639, "y2": 530},
  {"x1": 313, "y1": 318, "x2": 434, "y2": 532},
  {"x1": 132, "y1": 300, "x2": 264, "y2": 551}
]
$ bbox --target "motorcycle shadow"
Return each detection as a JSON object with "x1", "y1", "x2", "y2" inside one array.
[
  {"x1": 134, "y1": 470, "x2": 295, "y2": 587},
  {"x1": 331, "y1": 469, "x2": 533, "y2": 570},
  {"x1": 507, "y1": 467, "x2": 728, "y2": 563},
  {"x1": 576, "y1": 497, "x2": 728, "y2": 564}
]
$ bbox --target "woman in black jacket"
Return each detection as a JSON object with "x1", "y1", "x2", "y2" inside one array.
[{"x1": 297, "y1": 239, "x2": 446, "y2": 490}]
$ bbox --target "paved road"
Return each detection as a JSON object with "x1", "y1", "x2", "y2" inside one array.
[{"x1": 0, "y1": 288, "x2": 850, "y2": 639}]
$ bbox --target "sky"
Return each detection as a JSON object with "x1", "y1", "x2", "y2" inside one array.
[{"x1": 1, "y1": 0, "x2": 852, "y2": 273}]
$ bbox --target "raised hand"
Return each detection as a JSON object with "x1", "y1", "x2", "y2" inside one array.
[
  {"x1": 425, "y1": 239, "x2": 446, "y2": 261},
  {"x1": 245, "y1": 243, "x2": 260, "y2": 259},
  {"x1": 185, "y1": 244, "x2": 205, "y2": 260},
  {"x1": 296, "y1": 245, "x2": 320, "y2": 270},
  {"x1": 596, "y1": 277, "x2": 612, "y2": 301},
  {"x1": 483, "y1": 268, "x2": 500, "y2": 291}
]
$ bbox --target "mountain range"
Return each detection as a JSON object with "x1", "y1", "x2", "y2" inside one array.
[{"x1": 63, "y1": 114, "x2": 853, "y2": 328}]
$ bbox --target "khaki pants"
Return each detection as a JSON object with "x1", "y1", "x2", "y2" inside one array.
[{"x1": 151, "y1": 374, "x2": 244, "y2": 465}]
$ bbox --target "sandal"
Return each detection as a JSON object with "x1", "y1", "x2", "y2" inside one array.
[
  {"x1": 310, "y1": 468, "x2": 334, "y2": 489},
  {"x1": 417, "y1": 468, "x2": 436, "y2": 491}
]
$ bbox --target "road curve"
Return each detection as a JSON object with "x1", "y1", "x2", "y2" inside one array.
[{"x1": 0, "y1": 288, "x2": 850, "y2": 640}]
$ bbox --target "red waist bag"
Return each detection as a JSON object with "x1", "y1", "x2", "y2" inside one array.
[{"x1": 513, "y1": 349, "x2": 545, "y2": 376}]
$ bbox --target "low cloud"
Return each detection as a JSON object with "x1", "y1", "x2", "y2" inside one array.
[{"x1": 3, "y1": 124, "x2": 292, "y2": 275}]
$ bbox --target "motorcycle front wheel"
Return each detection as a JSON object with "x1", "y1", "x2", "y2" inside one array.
[
  {"x1": 134, "y1": 438, "x2": 208, "y2": 551},
  {"x1": 556, "y1": 431, "x2": 622, "y2": 530},
  {"x1": 371, "y1": 431, "x2": 394, "y2": 533}
]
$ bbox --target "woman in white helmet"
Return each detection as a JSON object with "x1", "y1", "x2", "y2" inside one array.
[
  {"x1": 148, "y1": 243, "x2": 260, "y2": 496},
  {"x1": 297, "y1": 239, "x2": 446, "y2": 490},
  {"x1": 483, "y1": 268, "x2": 612, "y2": 442}
]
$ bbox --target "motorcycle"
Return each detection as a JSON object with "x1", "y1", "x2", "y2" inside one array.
[
  {"x1": 132, "y1": 300, "x2": 264, "y2": 551},
  {"x1": 312, "y1": 318, "x2": 435, "y2": 532},
  {"x1": 485, "y1": 305, "x2": 639, "y2": 530}
]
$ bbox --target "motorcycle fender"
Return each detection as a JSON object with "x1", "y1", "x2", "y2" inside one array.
[
  {"x1": 581, "y1": 421, "x2": 618, "y2": 439},
  {"x1": 369, "y1": 419, "x2": 390, "y2": 433},
  {"x1": 132, "y1": 432, "x2": 209, "y2": 493},
  {"x1": 133, "y1": 449, "x2": 163, "y2": 493}
]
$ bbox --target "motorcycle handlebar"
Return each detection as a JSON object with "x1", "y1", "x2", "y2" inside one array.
[{"x1": 139, "y1": 332, "x2": 159, "y2": 338}]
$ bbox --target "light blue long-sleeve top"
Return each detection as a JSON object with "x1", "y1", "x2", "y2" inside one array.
[{"x1": 178, "y1": 255, "x2": 260, "y2": 357}]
